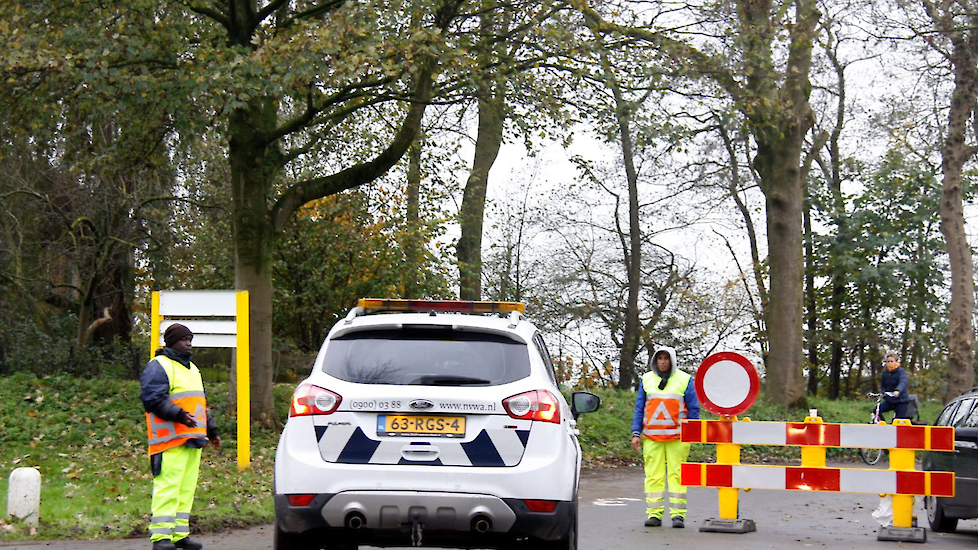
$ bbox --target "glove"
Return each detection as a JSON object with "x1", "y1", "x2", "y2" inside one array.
[{"x1": 177, "y1": 410, "x2": 198, "y2": 427}]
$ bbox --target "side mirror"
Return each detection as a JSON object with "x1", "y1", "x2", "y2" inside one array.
[
  {"x1": 571, "y1": 391, "x2": 601, "y2": 420},
  {"x1": 956, "y1": 427, "x2": 978, "y2": 444}
]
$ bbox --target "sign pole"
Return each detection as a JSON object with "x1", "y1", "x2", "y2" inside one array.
[
  {"x1": 150, "y1": 291, "x2": 161, "y2": 359},
  {"x1": 236, "y1": 291, "x2": 251, "y2": 471},
  {"x1": 716, "y1": 436, "x2": 741, "y2": 520}
]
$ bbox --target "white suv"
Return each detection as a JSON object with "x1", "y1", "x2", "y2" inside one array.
[{"x1": 274, "y1": 299, "x2": 600, "y2": 550}]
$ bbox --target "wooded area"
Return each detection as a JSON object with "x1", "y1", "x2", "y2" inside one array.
[{"x1": 2, "y1": 0, "x2": 976, "y2": 423}]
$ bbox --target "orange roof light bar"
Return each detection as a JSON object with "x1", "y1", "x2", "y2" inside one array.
[{"x1": 358, "y1": 298, "x2": 525, "y2": 314}]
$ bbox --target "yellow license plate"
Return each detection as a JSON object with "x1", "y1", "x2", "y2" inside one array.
[{"x1": 378, "y1": 415, "x2": 465, "y2": 437}]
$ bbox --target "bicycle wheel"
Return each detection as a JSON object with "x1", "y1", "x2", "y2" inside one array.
[{"x1": 860, "y1": 446, "x2": 884, "y2": 465}]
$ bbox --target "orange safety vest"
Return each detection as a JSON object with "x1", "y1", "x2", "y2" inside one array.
[
  {"x1": 641, "y1": 369, "x2": 691, "y2": 441},
  {"x1": 145, "y1": 355, "x2": 208, "y2": 456}
]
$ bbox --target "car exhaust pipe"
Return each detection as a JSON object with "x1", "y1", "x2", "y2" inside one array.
[
  {"x1": 345, "y1": 512, "x2": 366, "y2": 530},
  {"x1": 472, "y1": 515, "x2": 492, "y2": 534}
]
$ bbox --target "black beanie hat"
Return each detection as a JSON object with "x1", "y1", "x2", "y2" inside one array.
[{"x1": 164, "y1": 323, "x2": 193, "y2": 347}]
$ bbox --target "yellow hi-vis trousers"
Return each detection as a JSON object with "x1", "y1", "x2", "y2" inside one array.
[
  {"x1": 642, "y1": 438, "x2": 690, "y2": 520},
  {"x1": 150, "y1": 445, "x2": 202, "y2": 543}
]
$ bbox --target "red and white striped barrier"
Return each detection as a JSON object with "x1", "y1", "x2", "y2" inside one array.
[
  {"x1": 682, "y1": 419, "x2": 955, "y2": 451},
  {"x1": 683, "y1": 354, "x2": 951, "y2": 540},
  {"x1": 681, "y1": 463, "x2": 955, "y2": 497}
]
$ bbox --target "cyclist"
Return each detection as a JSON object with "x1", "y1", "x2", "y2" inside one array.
[{"x1": 879, "y1": 353, "x2": 911, "y2": 421}]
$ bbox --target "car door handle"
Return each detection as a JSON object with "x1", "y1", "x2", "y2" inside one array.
[{"x1": 401, "y1": 445, "x2": 441, "y2": 461}]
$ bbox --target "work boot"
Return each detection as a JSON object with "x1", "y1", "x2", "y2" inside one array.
[
  {"x1": 672, "y1": 516, "x2": 685, "y2": 528},
  {"x1": 174, "y1": 538, "x2": 204, "y2": 550},
  {"x1": 644, "y1": 517, "x2": 662, "y2": 527},
  {"x1": 152, "y1": 541, "x2": 177, "y2": 550}
]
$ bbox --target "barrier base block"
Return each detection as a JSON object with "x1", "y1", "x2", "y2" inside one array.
[
  {"x1": 699, "y1": 518, "x2": 757, "y2": 534},
  {"x1": 877, "y1": 526, "x2": 926, "y2": 543}
]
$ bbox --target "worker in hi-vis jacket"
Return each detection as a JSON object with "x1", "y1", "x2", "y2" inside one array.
[
  {"x1": 630, "y1": 346, "x2": 699, "y2": 528},
  {"x1": 141, "y1": 323, "x2": 220, "y2": 550}
]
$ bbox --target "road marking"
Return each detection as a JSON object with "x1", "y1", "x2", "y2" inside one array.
[{"x1": 593, "y1": 497, "x2": 642, "y2": 506}]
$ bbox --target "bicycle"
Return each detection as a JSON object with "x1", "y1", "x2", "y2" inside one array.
[{"x1": 859, "y1": 392, "x2": 890, "y2": 465}]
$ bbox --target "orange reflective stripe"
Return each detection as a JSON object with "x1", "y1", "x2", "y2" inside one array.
[{"x1": 146, "y1": 394, "x2": 207, "y2": 455}]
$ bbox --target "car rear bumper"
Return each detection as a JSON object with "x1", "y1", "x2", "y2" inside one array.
[
  {"x1": 275, "y1": 492, "x2": 574, "y2": 543},
  {"x1": 275, "y1": 418, "x2": 581, "y2": 502}
]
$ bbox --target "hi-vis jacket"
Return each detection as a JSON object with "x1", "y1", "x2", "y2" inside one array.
[
  {"x1": 631, "y1": 347, "x2": 700, "y2": 441},
  {"x1": 140, "y1": 348, "x2": 217, "y2": 456}
]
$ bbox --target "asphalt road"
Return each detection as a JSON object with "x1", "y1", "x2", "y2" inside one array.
[{"x1": 3, "y1": 465, "x2": 978, "y2": 550}]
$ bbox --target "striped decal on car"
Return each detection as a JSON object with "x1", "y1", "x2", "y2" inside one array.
[{"x1": 315, "y1": 422, "x2": 531, "y2": 467}]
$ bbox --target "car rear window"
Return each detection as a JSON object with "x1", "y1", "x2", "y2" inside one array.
[
  {"x1": 948, "y1": 398, "x2": 977, "y2": 427},
  {"x1": 935, "y1": 402, "x2": 959, "y2": 426},
  {"x1": 321, "y1": 328, "x2": 531, "y2": 386}
]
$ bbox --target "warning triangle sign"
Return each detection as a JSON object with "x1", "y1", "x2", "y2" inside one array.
[{"x1": 648, "y1": 400, "x2": 675, "y2": 426}]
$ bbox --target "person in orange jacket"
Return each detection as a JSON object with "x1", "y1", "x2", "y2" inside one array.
[
  {"x1": 140, "y1": 324, "x2": 220, "y2": 550},
  {"x1": 630, "y1": 346, "x2": 699, "y2": 528}
]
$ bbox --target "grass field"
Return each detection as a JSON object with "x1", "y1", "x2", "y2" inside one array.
[{"x1": 0, "y1": 373, "x2": 947, "y2": 540}]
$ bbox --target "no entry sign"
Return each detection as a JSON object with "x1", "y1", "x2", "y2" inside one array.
[{"x1": 694, "y1": 352, "x2": 759, "y2": 416}]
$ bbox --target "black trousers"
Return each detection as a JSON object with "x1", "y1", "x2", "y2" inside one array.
[{"x1": 879, "y1": 400, "x2": 911, "y2": 420}]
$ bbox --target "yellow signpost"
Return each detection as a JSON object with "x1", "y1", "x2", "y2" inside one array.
[{"x1": 150, "y1": 290, "x2": 251, "y2": 471}]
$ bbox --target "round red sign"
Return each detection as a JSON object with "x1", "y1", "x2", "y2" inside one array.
[{"x1": 694, "y1": 352, "x2": 759, "y2": 416}]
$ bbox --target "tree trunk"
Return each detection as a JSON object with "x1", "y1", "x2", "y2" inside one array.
[
  {"x1": 937, "y1": 20, "x2": 978, "y2": 402},
  {"x1": 740, "y1": 0, "x2": 818, "y2": 407},
  {"x1": 403, "y1": 135, "x2": 423, "y2": 299},
  {"x1": 863, "y1": 283, "x2": 883, "y2": 386},
  {"x1": 804, "y1": 193, "x2": 819, "y2": 396},
  {"x1": 614, "y1": 91, "x2": 641, "y2": 391},
  {"x1": 824, "y1": 23, "x2": 848, "y2": 401},
  {"x1": 92, "y1": 245, "x2": 134, "y2": 346},
  {"x1": 458, "y1": 7, "x2": 507, "y2": 302},
  {"x1": 940, "y1": 151, "x2": 976, "y2": 403},
  {"x1": 229, "y1": 96, "x2": 282, "y2": 426},
  {"x1": 757, "y1": 151, "x2": 807, "y2": 406},
  {"x1": 586, "y1": 33, "x2": 643, "y2": 389},
  {"x1": 457, "y1": 94, "x2": 504, "y2": 301},
  {"x1": 212, "y1": 0, "x2": 452, "y2": 424}
]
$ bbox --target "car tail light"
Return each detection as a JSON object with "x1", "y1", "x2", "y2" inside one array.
[
  {"x1": 503, "y1": 390, "x2": 561, "y2": 424},
  {"x1": 289, "y1": 385, "x2": 342, "y2": 417},
  {"x1": 524, "y1": 499, "x2": 558, "y2": 513},
  {"x1": 287, "y1": 494, "x2": 316, "y2": 506}
]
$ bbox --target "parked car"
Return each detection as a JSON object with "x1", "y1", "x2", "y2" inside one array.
[
  {"x1": 273, "y1": 299, "x2": 601, "y2": 550},
  {"x1": 922, "y1": 386, "x2": 978, "y2": 532}
]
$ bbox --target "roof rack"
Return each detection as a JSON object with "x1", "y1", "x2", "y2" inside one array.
[{"x1": 345, "y1": 298, "x2": 526, "y2": 324}]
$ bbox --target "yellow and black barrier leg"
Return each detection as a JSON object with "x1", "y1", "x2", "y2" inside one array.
[
  {"x1": 698, "y1": 439, "x2": 756, "y2": 534},
  {"x1": 878, "y1": 428, "x2": 927, "y2": 544}
]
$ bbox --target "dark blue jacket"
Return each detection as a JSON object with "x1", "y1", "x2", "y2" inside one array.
[{"x1": 881, "y1": 366, "x2": 910, "y2": 404}]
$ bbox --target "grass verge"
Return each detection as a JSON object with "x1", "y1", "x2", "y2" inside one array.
[
  {"x1": 0, "y1": 374, "x2": 946, "y2": 540},
  {"x1": 0, "y1": 373, "x2": 289, "y2": 541}
]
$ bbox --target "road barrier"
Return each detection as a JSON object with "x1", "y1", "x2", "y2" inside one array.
[{"x1": 680, "y1": 415, "x2": 955, "y2": 542}]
